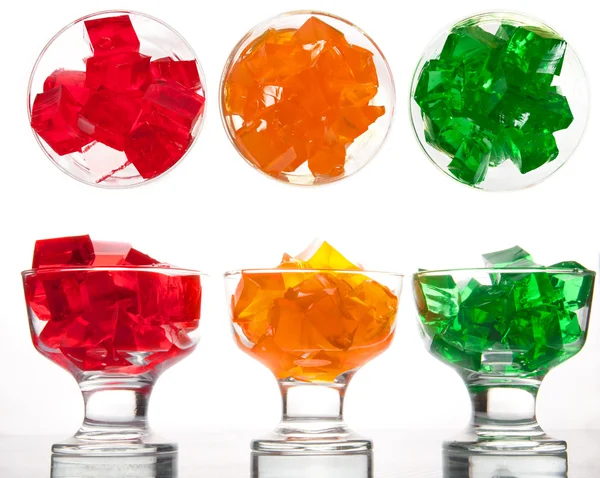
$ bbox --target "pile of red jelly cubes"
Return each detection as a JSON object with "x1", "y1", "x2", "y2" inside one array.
[
  {"x1": 30, "y1": 15, "x2": 205, "y2": 181},
  {"x1": 24, "y1": 235, "x2": 201, "y2": 373}
]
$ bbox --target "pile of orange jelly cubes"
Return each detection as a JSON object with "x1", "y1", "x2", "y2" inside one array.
[
  {"x1": 231, "y1": 242, "x2": 398, "y2": 382},
  {"x1": 222, "y1": 17, "x2": 384, "y2": 182}
]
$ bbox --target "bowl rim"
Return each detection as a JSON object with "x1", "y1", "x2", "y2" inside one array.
[
  {"x1": 224, "y1": 268, "x2": 404, "y2": 278},
  {"x1": 22, "y1": 266, "x2": 207, "y2": 277},
  {"x1": 413, "y1": 267, "x2": 595, "y2": 278}
]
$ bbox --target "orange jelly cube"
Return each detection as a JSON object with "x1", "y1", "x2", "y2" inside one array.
[
  {"x1": 231, "y1": 242, "x2": 398, "y2": 382},
  {"x1": 222, "y1": 16, "x2": 385, "y2": 181}
]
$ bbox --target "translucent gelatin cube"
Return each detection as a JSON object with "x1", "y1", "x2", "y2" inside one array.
[
  {"x1": 31, "y1": 87, "x2": 92, "y2": 155},
  {"x1": 43, "y1": 69, "x2": 91, "y2": 105},
  {"x1": 78, "y1": 89, "x2": 143, "y2": 151},
  {"x1": 84, "y1": 15, "x2": 140, "y2": 56},
  {"x1": 150, "y1": 58, "x2": 201, "y2": 90},
  {"x1": 124, "y1": 122, "x2": 192, "y2": 179},
  {"x1": 85, "y1": 52, "x2": 151, "y2": 92}
]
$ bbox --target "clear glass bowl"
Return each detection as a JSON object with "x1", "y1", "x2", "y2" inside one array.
[
  {"x1": 413, "y1": 267, "x2": 595, "y2": 454},
  {"x1": 220, "y1": 11, "x2": 395, "y2": 186},
  {"x1": 28, "y1": 10, "x2": 207, "y2": 188},
  {"x1": 22, "y1": 266, "x2": 206, "y2": 457},
  {"x1": 224, "y1": 269, "x2": 402, "y2": 454},
  {"x1": 410, "y1": 12, "x2": 588, "y2": 191}
]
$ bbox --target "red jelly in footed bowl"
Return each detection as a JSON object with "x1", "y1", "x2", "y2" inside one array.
[
  {"x1": 28, "y1": 11, "x2": 206, "y2": 188},
  {"x1": 22, "y1": 235, "x2": 205, "y2": 457}
]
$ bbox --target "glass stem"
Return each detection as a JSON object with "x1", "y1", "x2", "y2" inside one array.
[
  {"x1": 276, "y1": 380, "x2": 348, "y2": 436},
  {"x1": 77, "y1": 375, "x2": 154, "y2": 438},
  {"x1": 465, "y1": 375, "x2": 545, "y2": 438}
]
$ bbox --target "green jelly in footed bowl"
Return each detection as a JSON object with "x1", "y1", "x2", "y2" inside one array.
[
  {"x1": 413, "y1": 246, "x2": 595, "y2": 454},
  {"x1": 410, "y1": 12, "x2": 588, "y2": 191}
]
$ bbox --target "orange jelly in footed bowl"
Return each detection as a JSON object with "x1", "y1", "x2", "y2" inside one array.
[{"x1": 224, "y1": 241, "x2": 403, "y2": 454}]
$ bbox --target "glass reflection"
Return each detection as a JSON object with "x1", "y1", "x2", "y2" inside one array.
[
  {"x1": 50, "y1": 450, "x2": 178, "y2": 477},
  {"x1": 252, "y1": 450, "x2": 372, "y2": 478},
  {"x1": 443, "y1": 446, "x2": 567, "y2": 478}
]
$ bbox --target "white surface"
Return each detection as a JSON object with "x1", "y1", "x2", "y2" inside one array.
[
  {"x1": 0, "y1": 431, "x2": 598, "y2": 477},
  {"x1": 0, "y1": 0, "x2": 599, "y2": 437}
]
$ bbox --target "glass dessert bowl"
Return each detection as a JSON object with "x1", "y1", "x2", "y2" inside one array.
[
  {"x1": 28, "y1": 10, "x2": 207, "y2": 188},
  {"x1": 410, "y1": 12, "x2": 588, "y2": 191},
  {"x1": 220, "y1": 11, "x2": 395, "y2": 186},
  {"x1": 413, "y1": 248, "x2": 595, "y2": 454},
  {"x1": 22, "y1": 235, "x2": 205, "y2": 457},
  {"x1": 224, "y1": 242, "x2": 402, "y2": 453}
]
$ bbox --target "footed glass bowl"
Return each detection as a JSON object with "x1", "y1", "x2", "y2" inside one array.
[
  {"x1": 28, "y1": 10, "x2": 207, "y2": 188},
  {"x1": 220, "y1": 10, "x2": 395, "y2": 186},
  {"x1": 410, "y1": 12, "x2": 588, "y2": 191},
  {"x1": 225, "y1": 269, "x2": 402, "y2": 454},
  {"x1": 413, "y1": 267, "x2": 594, "y2": 454},
  {"x1": 22, "y1": 266, "x2": 205, "y2": 457}
]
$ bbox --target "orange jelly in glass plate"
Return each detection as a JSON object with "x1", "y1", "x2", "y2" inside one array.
[
  {"x1": 228, "y1": 242, "x2": 401, "y2": 382},
  {"x1": 220, "y1": 12, "x2": 395, "y2": 185}
]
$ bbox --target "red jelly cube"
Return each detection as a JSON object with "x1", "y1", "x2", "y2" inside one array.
[
  {"x1": 85, "y1": 52, "x2": 151, "y2": 92},
  {"x1": 84, "y1": 15, "x2": 140, "y2": 56},
  {"x1": 92, "y1": 241, "x2": 159, "y2": 266},
  {"x1": 124, "y1": 122, "x2": 192, "y2": 179},
  {"x1": 114, "y1": 310, "x2": 173, "y2": 352},
  {"x1": 137, "y1": 272, "x2": 201, "y2": 323},
  {"x1": 150, "y1": 58, "x2": 201, "y2": 90},
  {"x1": 140, "y1": 81, "x2": 205, "y2": 138},
  {"x1": 30, "y1": 87, "x2": 92, "y2": 155},
  {"x1": 26, "y1": 271, "x2": 85, "y2": 327},
  {"x1": 33, "y1": 235, "x2": 95, "y2": 269},
  {"x1": 43, "y1": 69, "x2": 91, "y2": 105},
  {"x1": 124, "y1": 248, "x2": 160, "y2": 266},
  {"x1": 78, "y1": 90, "x2": 143, "y2": 151}
]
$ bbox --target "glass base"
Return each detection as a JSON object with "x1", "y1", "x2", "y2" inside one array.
[
  {"x1": 443, "y1": 447, "x2": 567, "y2": 477},
  {"x1": 52, "y1": 431, "x2": 177, "y2": 457},
  {"x1": 444, "y1": 430, "x2": 567, "y2": 455},
  {"x1": 251, "y1": 422, "x2": 371, "y2": 454},
  {"x1": 252, "y1": 450, "x2": 372, "y2": 478},
  {"x1": 51, "y1": 451, "x2": 178, "y2": 477}
]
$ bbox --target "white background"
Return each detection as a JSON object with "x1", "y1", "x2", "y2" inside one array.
[{"x1": 1, "y1": 0, "x2": 599, "y2": 438}]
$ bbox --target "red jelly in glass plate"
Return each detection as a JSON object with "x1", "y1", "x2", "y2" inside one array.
[
  {"x1": 22, "y1": 235, "x2": 206, "y2": 456},
  {"x1": 28, "y1": 11, "x2": 206, "y2": 188}
]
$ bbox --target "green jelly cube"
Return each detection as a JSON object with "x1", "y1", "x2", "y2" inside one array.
[
  {"x1": 430, "y1": 334, "x2": 482, "y2": 371},
  {"x1": 441, "y1": 26, "x2": 506, "y2": 63},
  {"x1": 490, "y1": 128, "x2": 521, "y2": 166},
  {"x1": 504, "y1": 63, "x2": 555, "y2": 96},
  {"x1": 437, "y1": 117, "x2": 480, "y2": 155},
  {"x1": 414, "y1": 275, "x2": 460, "y2": 333},
  {"x1": 509, "y1": 129, "x2": 559, "y2": 174},
  {"x1": 549, "y1": 264, "x2": 594, "y2": 312},
  {"x1": 459, "y1": 278, "x2": 481, "y2": 302},
  {"x1": 414, "y1": 60, "x2": 463, "y2": 115},
  {"x1": 507, "y1": 272, "x2": 563, "y2": 311},
  {"x1": 489, "y1": 88, "x2": 533, "y2": 130},
  {"x1": 483, "y1": 245, "x2": 535, "y2": 268},
  {"x1": 496, "y1": 24, "x2": 518, "y2": 41},
  {"x1": 505, "y1": 26, "x2": 567, "y2": 76},
  {"x1": 519, "y1": 343, "x2": 567, "y2": 374},
  {"x1": 457, "y1": 285, "x2": 513, "y2": 348},
  {"x1": 558, "y1": 310, "x2": 583, "y2": 343},
  {"x1": 447, "y1": 133, "x2": 492, "y2": 185},
  {"x1": 462, "y1": 67, "x2": 508, "y2": 116},
  {"x1": 491, "y1": 86, "x2": 573, "y2": 135},
  {"x1": 526, "y1": 91, "x2": 574, "y2": 133}
]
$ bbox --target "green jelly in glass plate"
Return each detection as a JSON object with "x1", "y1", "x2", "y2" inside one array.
[{"x1": 410, "y1": 12, "x2": 588, "y2": 191}]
